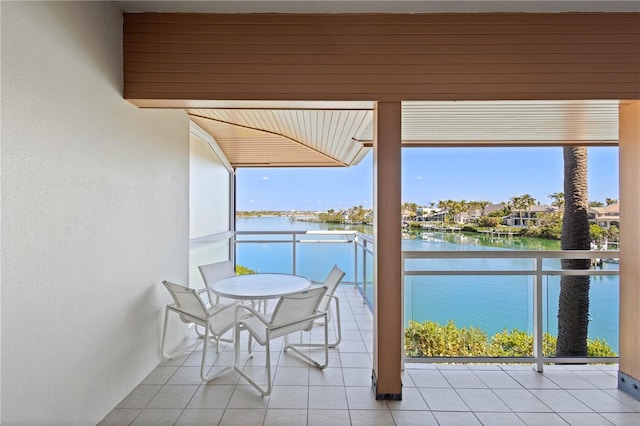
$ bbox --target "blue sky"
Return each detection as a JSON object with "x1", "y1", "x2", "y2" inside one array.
[{"x1": 236, "y1": 147, "x2": 619, "y2": 211}]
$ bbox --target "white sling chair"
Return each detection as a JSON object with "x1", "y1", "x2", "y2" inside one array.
[
  {"x1": 160, "y1": 280, "x2": 236, "y2": 382},
  {"x1": 295, "y1": 265, "x2": 345, "y2": 348},
  {"x1": 198, "y1": 260, "x2": 235, "y2": 304},
  {"x1": 233, "y1": 286, "x2": 329, "y2": 396}
]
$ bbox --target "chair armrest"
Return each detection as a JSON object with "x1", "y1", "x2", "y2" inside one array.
[
  {"x1": 235, "y1": 303, "x2": 269, "y2": 325},
  {"x1": 270, "y1": 311, "x2": 327, "y2": 333}
]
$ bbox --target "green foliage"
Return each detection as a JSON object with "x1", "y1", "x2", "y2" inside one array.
[
  {"x1": 607, "y1": 225, "x2": 619, "y2": 241},
  {"x1": 587, "y1": 338, "x2": 617, "y2": 357},
  {"x1": 590, "y1": 224, "x2": 606, "y2": 242},
  {"x1": 521, "y1": 226, "x2": 542, "y2": 238},
  {"x1": 478, "y1": 216, "x2": 502, "y2": 228},
  {"x1": 236, "y1": 210, "x2": 284, "y2": 217},
  {"x1": 317, "y1": 209, "x2": 344, "y2": 223},
  {"x1": 402, "y1": 202, "x2": 418, "y2": 215},
  {"x1": 461, "y1": 224, "x2": 478, "y2": 232},
  {"x1": 537, "y1": 211, "x2": 563, "y2": 240},
  {"x1": 235, "y1": 265, "x2": 256, "y2": 275},
  {"x1": 404, "y1": 320, "x2": 616, "y2": 358},
  {"x1": 404, "y1": 320, "x2": 487, "y2": 357},
  {"x1": 489, "y1": 329, "x2": 556, "y2": 357},
  {"x1": 520, "y1": 212, "x2": 562, "y2": 240}
]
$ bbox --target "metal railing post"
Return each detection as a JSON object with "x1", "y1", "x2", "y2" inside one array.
[
  {"x1": 363, "y1": 240, "x2": 367, "y2": 304},
  {"x1": 292, "y1": 232, "x2": 297, "y2": 275},
  {"x1": 533, "y1": 255, "x2": 544, "y2": 373},
  {"x1": 354, "y1": 235, "x2": 359, "y2": 289}
]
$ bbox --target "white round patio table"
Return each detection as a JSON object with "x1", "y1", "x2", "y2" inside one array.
[{"x1": 210, "y1": 273, "x2": 312, "y2": 301}]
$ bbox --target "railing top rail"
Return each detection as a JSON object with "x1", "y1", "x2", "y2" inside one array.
[
  {"x1": 234, "y1": 229, "x2": 374, "y2": 244},
  {"x1": 236, "y1": 230, "x2": 339, "y2": 235},
  {"x1": 402, "y1": 250, "x2": 619, "y2": 260}
]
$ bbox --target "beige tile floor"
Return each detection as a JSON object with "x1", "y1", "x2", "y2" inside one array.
[{"x1": 100, "y1": 286, "x2": 640, "y2": 425}]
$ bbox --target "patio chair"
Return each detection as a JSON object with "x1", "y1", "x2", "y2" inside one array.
[
  {"x1": 297, "y1": 265, "x2": 346, "y2": 348},
  {"x1": 199, "y1": 260, "x2": 264, "y2": 311},
  {"x1": 198, "y1": 260, "x2": 235, "y2": 304},
  {"x1": 160, "y1": 280, "x2": 236, "y2": 382},
  {"x1": 233, "y1": 285, "x2": 329, "y2": 396}
]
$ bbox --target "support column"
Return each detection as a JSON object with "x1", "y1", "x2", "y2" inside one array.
[
  {"x1": 372, "y1": 101, "x2": 402, "y2": 400},
  {"x1": 619, "y1": 100, "x2": 640, "y2": 399}
]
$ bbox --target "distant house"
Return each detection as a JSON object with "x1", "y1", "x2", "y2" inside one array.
[
  {"x1": 504, "y1": 204, "x2": 558, "y2": 227},
  {"x1": 424, "y1": 208, "x2": 448, "y2": 222},
  {"x1": 401, "y1": 209, "x2": 415, "y2": 222},
  {"x1": 588, "y1": 203, "x2": 620, "y2": 228},
  {"x1": 484, "y1": 203, "x2": 507, "y2": 216},
  {"x1": 416, "y1": 206, "x2": 435, "y2": 221}
]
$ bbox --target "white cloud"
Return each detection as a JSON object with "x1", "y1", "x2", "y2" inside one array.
[
  {"x1": 249, "y1": 199, "x2": 259, "y2": 204},
  {"x1": 416, "y1": 176, "x2": 423, "y2": 180},
  {"x1": 261, "y1": 176, "x2": 269, "y2": 181}
]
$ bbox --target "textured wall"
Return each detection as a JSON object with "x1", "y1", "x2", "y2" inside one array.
[
  {"x1": 1, "y1": 2, "x2": 189, "y2": 424},
  {"x1": 189, "y1": 133, "x2": 232, "y2": 289}
]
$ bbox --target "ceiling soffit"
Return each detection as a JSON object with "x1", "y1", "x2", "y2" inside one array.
[
  {"x1": 188, "y1": 108, "x2": 373, "y2": 167},
  {"x1": 189, "y1": 100, "x2": 620, "y2": 168},
  {"x1": 358, "y1": 100, "x2": 620, "y2": 147}
]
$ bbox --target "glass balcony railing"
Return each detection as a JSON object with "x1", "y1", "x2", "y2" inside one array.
[
  {"x1": 232, "y1": 230, "x2": 619, "y2": 369},
  {"x1": 403, "y1": 250, "x2": 619, "y2": 369},
  {"x1": 235, "y1": 230, "x2": 373, "y2": 308}
]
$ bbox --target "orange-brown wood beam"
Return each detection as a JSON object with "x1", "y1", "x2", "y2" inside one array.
[
  {"x1": 123, "y1": 13, "x2": 640, "y2": 104},
  {"x1": 618, "y1": 100, "x2": 640, "y2": 399},
  {"x1": 372, "y1": 101, "x2": 402, "y2": 400}
]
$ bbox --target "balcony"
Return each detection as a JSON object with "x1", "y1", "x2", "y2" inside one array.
[
  {"x1": 100, "y1": 229, "x2": 637, "y2": 425},
  {"x1": 101, "y1": 289, "x2": 640, "y2": 425}
]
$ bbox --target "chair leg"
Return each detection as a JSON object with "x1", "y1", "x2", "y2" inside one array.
[
  {"x1": 200, "y1": 324, "x2": 231, "y2": 382},
  {"x1": 329, "y1": 297, "x2": 342, "y2": 348},
  {"x1": 284, "y1": 313, "x2": 329, "y2": 369},
  {"x1": 285, "y1": 297, "x2": 342, "y2": 349},
  {"x1": 194, "y1": 324, "x2": 205, "y2": 338},
  {"x1": 161, "y1": 308, "x2": 199, "y2": 360},
  {"x1": 234, "y1": 329, "x2": 272, "y2": 396}
]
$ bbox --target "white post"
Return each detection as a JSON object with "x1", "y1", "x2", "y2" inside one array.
[{"x1": 533, "y1": 256, "x2": 544, "y2": 372}]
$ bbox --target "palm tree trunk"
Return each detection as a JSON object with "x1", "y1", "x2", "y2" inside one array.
[{"x1": 557, "y1": 147, "x2": 590, "y2": 356}]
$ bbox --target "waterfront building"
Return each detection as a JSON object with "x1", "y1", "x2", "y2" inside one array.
[
  {"x1": 504, "y1": 204, "x2": 559, "y2": 227},
  {"x1": 590, "y1": 203, "x2": 621, "y2": 229}
]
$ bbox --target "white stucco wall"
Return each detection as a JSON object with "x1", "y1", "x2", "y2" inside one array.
[
  {"x1": 189, "y1": 134, "x2": 233, "y2": 288},
  {"x1": 1, "y1": 2, "x2": 190, "y2": 424},
  {"x1": 189, "y1": 133, "x2": 231, "y2": 238}
]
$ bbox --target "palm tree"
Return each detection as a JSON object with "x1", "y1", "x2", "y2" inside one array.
[
  {"x1": 508, "y1": 195, "x2": 522, "y2": 225},
  {"x1": 556, "y1": 147, "x2": 590, "y2": 356},
  {"x1": 476, "y1": 200, "x2": 490, "y2": 216},
  {"x1": 520, "y1": 194, "x2": 536, "y2": 225},
  {"x1": 549, "y1": 192, "x2": 565, "y2": 209},
  {"x1": 437, "y1": 199, "x2": 453, "y2": 223},
  {"x1": 605, "y1": 198, "x2": 618, "y2": 206},
  {"x1": 450, "y1": 200, "x2": 468, "y2": 223}
]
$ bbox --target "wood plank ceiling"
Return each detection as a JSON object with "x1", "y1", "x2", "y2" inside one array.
[
  {"x1": 188, "y1": 107, "x2": 372, "y2": 167},
  {"x1": 189, "y1": 100, "x2": 619, "y2": 168}
]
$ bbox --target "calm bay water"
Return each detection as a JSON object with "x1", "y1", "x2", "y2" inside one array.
[{"x1": 236, "y1": 216, "x2": 619, "y2": 352}]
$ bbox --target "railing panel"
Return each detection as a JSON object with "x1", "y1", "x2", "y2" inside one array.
[
  {"x1": 543, "y1": 271, "x2": 620, "y2": 356},
  {"x1": 236, "y1": 241, "x2": 294, "y2": 274},
  {"x1": 404, "y1": 274, "x2": 533, "y2": 357},
  {"x1": 403, "y1": 250, "x2": 619, "y2": 366},
  {"x1": 296, "y1": 241, "x2": 355, "y2": 282}
]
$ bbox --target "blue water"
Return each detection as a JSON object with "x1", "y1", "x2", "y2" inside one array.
[{"x1": 236, "y1": 216, "x2": 620, "y2": 352}]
